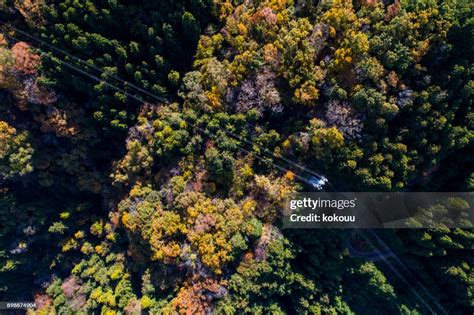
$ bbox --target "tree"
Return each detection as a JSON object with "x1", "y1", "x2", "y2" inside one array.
[{"x1": 0, "y1": 121, "x2": 34, "y2": 179}]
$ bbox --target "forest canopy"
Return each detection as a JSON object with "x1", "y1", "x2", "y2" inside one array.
[{"x1": 0, "y1": 0, "x2": 472, "y2": 314}]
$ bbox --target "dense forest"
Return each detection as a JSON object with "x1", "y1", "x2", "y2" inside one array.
[{"x1": 0, "y1": 0, "x2": 472, "y2": 314}]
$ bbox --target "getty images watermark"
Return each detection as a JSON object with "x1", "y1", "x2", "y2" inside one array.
[
  {"x1": 283, "y1": 192, "x2": 474, "y2": 229},
  {"x1": 288, "y1": 197, "x2": 358, "y2": 223}
]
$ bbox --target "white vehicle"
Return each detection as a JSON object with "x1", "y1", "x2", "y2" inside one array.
[
  {"x1": 10, "y1": 241, "x2": 28, "y2": 254},
  {"x1": 307, "y1": 175, "x2": 328, "y2": 190}
]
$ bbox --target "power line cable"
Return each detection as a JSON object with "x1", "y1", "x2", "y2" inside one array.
[
  {"x1": 1, "y1": 21, "x2": 326, "y2": 184},
  {"x1": 1, "y1": 27, "x2": 317, "y2": 188},
  {"x1": 2, "y1": 23, "x2": 446, "y2": 313}
]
